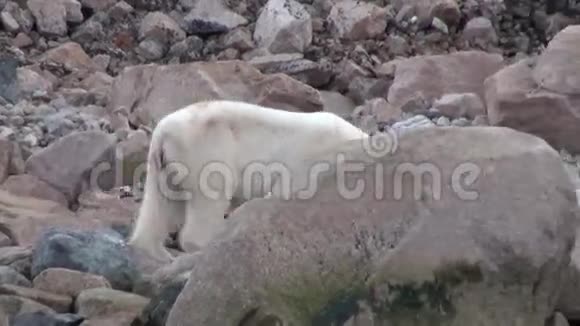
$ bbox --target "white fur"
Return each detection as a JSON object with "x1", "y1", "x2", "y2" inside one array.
[{"x1": 128, "y1": 100, "x2": 368, "y2": 261}]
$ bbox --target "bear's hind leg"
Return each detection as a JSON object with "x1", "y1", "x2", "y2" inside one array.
[{"x1": 178, "y1": 197, "x2": 231, "y2": 252}]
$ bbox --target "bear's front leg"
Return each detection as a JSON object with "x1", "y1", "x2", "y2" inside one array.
[{"x1": 179, "y1": 197, "x2": 231, "y2": 252}]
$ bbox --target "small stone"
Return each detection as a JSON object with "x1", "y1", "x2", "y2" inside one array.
[
  {"x1": 452, "y1": 117, "x2": 470, "y2": 127},
  {"x1": 12, "y1": 33, "x2": 34, "y2": 48},
  {"x1": 1, "y1": 10, "x2": 20, "y2": 32},
  {"x1": 436, "y1": 116, "x2": 451, "y2": 126},
  {"x1": 183, "y1": 0, "x2": 248, "y2": 35},
  {"x1": 463, "y1": 17, "x2": 498, "y2": 44},
  {"x1": 92, "y1": 54, "x2": 111, "y2": 72},
  {"x1": 139, "y1": 11, "x2": 185, "y2": 44},
  {"x1": 327, "y1": 0, "x2": 389, "y2": 41},
  {"x1": 432, "y1": 16, "x2": 448, "y2": 34},
  {"x1": 108, "y1": 1, "x2": 134, "y2": 21},
  {"x1": 254, "y1": 0, "x2": 312, "y2": 53},
  {"x1": 136, "y1": 39, "x2": 167, "y2": 61},
  {"x1": 27, "y1": 0, "x2": 68, "y2": 36}
]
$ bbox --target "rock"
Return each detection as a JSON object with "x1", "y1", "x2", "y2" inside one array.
[
  {"x1": 166, "y1": 126, "x2": 578, "y2": 326},
  {"x1": 62, "y1": 0, "x2": 83, "y2": 24},
  {"x1": 107, "y1": 1, "x2": 134, "y2": 21},
  {"x1": 462, "y1": 17, "x2": 498, "y2": 44},
  {"x1": 32, "y1": 268, "x2": 112, "y2": 298},
  {"x1": 392, "y1": 114, "x2": 435, "y2": 135},
  {"x1": 39, "y1": 42, "x2": 97, "y2": 76},
  {"x1": 546, "y1": 312, "x2": 570, "y2": 326},
  {"x1": 108, "y1": 60, "x2": 323, "y2": 127},
  {"x1": 132, "y1": 274, "x2": 188, "y2": 326},
  {"x1": 0, "y1": 55, "x2": 20, "y2": 104},
  {"x1": 484, "y1": 58, "x2": 580, "y2": 154},
  {"x1": 71, "y1": 20, "x2": 105, "y2": 45},
  {"x1": 0, "y1": 284, "x2": 72, "y2": 313},
  {"x1": 392, "y1": 0, "x2": 461, "y2": 27},
  {"x1": 350, "y1": 97, "x2": 402, "y2": 133},
  {"x1": 1, "y1": 10, "x2": 19, "y2": 32},
  {"x1": 388, "y1": 50, "x2": 504, "y2": 112},
  {"x1": 432, "y1": 92, "x2": 486, "y2": 119},
  {"x1": 79, "y1": 72, "x2": 113, "y2": 103},
  {"x1": 27, "y1": 0, "x2": 68, "y2": 36},
  {"x1": 1, "y1": 2, "x2": 33, "y2": 33},
  {"x1": 0, "y1": 295, "x2": 55, "y2": 322},
  {"x1": 16, "y1": 67, "x2": 53, "y2": 98},
  {"x1": 30, "y1": 228, "x2": 139, "y2": 291},
  {"x1": 436, "y1": 116, "x2": 451, "y2": 126},
  {"x1": 79, "y1": 0, "x2": 117, "y2": 11},
  {"x1": 135, "y1": 39, "x2": 167, "y2": 61},
  {"x1": 533, "y1": 25, "x2": 580, "y2": 95},
  {"x1": 320, "y1": 90, "x2": 356, "y2": 118},
  {"x1": 139, "y1": 11, "x2": 185, "y2": 44},
  {"x1": 254, "y1": 0, "x2": 312, "y2": 54},
  {"x1": 24, "y1": 130, "x2": 117, "y2": 204},
  {"x1": 74, "y1": 189, "x2": 137, "y2": 228},
  {"x1": 0, "y1": 231, "x2": 12, "y2": 247},
  {"x1": 75, "y1": 288, "x2": 149, "y2": 320},
  {"x1": 249, "y1": 55, "x2": 333, "y2": 88},
  {"x1": 183, "y1": 0, "x2": 248, "y2": 35},
  {"x1": 346, "y1": 76, "x2": 391, "y2": 105},
  {"x1": 0, "y1": 266, "x2": 31, "y2": 287},
  {"x1": 332, "y1": 59, "x2": 372, "y2": 92},
  {"x1": 108, "y1": 129, "x2": 149, "y2": 188},
  {"x1": 0, "y1": 139, "x2": 13, "y2": 184},
  {"x1": 0, "y1": 246, "x2": 32, "y2": 266},
  {"x1": 12, "y1": 33, "x2": 34, "y2": 48},
  {"x1": 221, "y1": 27, "x2": 254, "y2": 52},
  {"x1": 327, "y1": 0, "x2": 389, "y2": 41},
  {"x1": 10, "y1": 311, "x2": 85, "y2": 326}
]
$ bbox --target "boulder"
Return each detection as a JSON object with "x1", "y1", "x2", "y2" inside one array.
[
  {"x1": 0, "y1": 174, "x2": 69, "y2": 207},
  {"x1": 30, "y1": 228, "x2": 139, "y2": 292},
  {"x1": 26, "y1": 0, "x2": 68, "y2": 36},
  {"x1": 388, "y1": 50, "x2": 504, "y2": 111},
  {"x1": 327, "y1": 0, "x2": 389, "y2": 41},
  {"x1": 182, "y1": 0, "x2": 248, "y2": 35},
  {"x1": 484, "y1": 58, "x2": 580, "y2": 154},
  {"x1": 253, "y1": 0, "x2": 312, "y2": 54},
  {"x1": 166, "y1": 126, "x2": 578, "y2": 325},
  {"x1": 138, "y1": 11, "x2": 185, "y2": 44},
  {"x1": 532, "y1": 25, "x2": 580, "y2": 95},
  {"x1": 38, "y1": 42, "x2": 97, "y2": 76},
  {"x1": 24, "y1": 130, "x2": 117, "y2": 205},
  {"x1": 108, "y1": 60, "x2": 323, "y2": 127}
]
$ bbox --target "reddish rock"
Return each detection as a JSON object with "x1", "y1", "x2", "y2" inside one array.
[
  {"x1": 0, "y1": 284, "x2": 72, "y2": 313},
  {"x1": 387, "y1": 50, "x2": 504, "y2": 111},
  {"x1": 33, "y1": 268, "x2": 112, "y2": 298},
  {"x1": 0, "y1": 174, "x2": 69, "y2": 207},
  {"x1": 484, "y1": 58, "x2": 580, "y2": 154},
  {"x1": 39, "y1": 42, "x2": 97, "y2": 75},
  {"x1": 108, "y1": 60, "x2": 323, "y2": 127}
]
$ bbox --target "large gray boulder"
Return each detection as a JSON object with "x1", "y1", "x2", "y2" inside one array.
[{"x1": 166, "y1": 126, "x2": 578, "y2": 325}]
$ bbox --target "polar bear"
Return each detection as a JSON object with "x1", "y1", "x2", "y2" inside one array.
[{"x1": 128, "y1": 100, "x2": 369, "y2": 262}]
